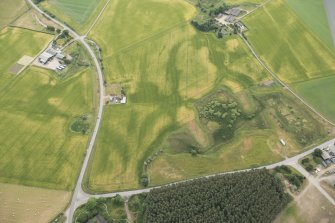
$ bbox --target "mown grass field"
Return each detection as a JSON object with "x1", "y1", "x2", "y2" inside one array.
[
  {"x1": 40, "y1": 0, "x2": 108, "y2": 33},
  {"x1": 0, "y1": 27, "x2": 52, "y2": 90},
  {"x1": 293, "y1": 74, "x2": 335, "y2": 123},
  {"x1": 84, "y1": 0, "x2": 333, "y2": 192},
  {"x1": 0, "y1": 66, "x2": 94, "y2": 190},
  {"x1": 243, "y1": 0, "x2": 335, "y2": 83},
  {"x1": 0, "y1": 0, "x2": 28, "y2": 30},
  {"x1": 0, "y1": 183, "x2": 70, "y2": 223},
  {"x1": 285, "y1": 0, "x2": 334, "y2": 49}
]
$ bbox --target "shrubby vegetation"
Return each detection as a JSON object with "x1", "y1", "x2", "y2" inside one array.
[
  {"x1": 199, "y1": 98, "x2": 250, "y2": 140},
  {"x1": 274, "y1": 165, "x2": 305, "y2": 188},
  {"x1": 70, "y1": 115, "x2": 91, "y2": 134},
  {"x1": 74, "y1": 196, "x2": 126, "y2": 223},
  {"x1": 301, "y1": 149, "x2": 323, "y2": 172},
  {"x1": 191, "y1": 0, "x2": 231, "y2": 36},
  {"x1": 131, "y1": 169, "x2": 291, "y2": 223}
]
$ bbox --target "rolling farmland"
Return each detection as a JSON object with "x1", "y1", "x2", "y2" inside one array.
[
  {"x1": 243, "y1": 0, "x2": 335, "y2": 83},
  {"x1": 0, "y1": 67, "x2": 94, "y2": 190},
  {"x1": 85, "y1": 0, "x2": 333, "y2": 192}
]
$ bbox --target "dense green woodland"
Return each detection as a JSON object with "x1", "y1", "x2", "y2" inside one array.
[{"x1": 132, "y1": 169, "x2": 291, "y2": 223}]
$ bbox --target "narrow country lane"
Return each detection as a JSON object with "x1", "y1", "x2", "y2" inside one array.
[{"x1": 26, "y1": 1, "x2": 106, "y2": 222}]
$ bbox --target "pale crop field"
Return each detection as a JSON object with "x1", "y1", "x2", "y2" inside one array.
[
  {"x1": 0, "y1": 183, "x2": 70, "y2": 223},
  {"x1": 243, "y1": 0, "x2": 335, "y2": 83},
  {"x1": 0, "y1": 0, "x2": 28, "y2": 29},
  {"x1": 0, "y1": 67, "x2": 94, "y2": 190}
]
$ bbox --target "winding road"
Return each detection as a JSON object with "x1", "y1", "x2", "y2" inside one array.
[
  {"x1": 25, "y1": 1, "x2": 335, "y2": 222},
  {"x1": 26, "y1": 0, "x2": 106, "y2": 222}
]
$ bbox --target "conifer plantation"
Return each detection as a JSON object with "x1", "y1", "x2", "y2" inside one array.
[{"x1": 139, "y1": 169, "x2": 291, "y2": 223}]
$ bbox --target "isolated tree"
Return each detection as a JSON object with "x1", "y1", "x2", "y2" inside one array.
[{"x1": 313, "y1": 148, "x2": 322, "y2": 158}]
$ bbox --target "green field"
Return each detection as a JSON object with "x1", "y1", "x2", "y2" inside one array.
[
  {"x1": 285, "y1": 0, "x2": 334, "y2": 49},
  {"x1": 85, "y1": 0, "x2": 333, "y2": 192},
  {"x1": 40, "y1": 0, "x2": 108, "y2": 33},
  {"x1": 243, "y1": 0, "x2": 335, "y2": 83},
  {"x1": 293, "y1": 74, "x2": 335, "y2": 123},
  {"x1": 0, "y1": 65, "x2": 94, "y2": 190},
  {"x1": 0, "y1": 0, "x2": 28, "y2": 29},
  {"x1": 0, "y1": 27, "x2": 52, "y2": 89}
]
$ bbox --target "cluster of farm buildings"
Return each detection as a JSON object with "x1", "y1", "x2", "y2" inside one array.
[
  {"x1": 215, "y1": 7, "x2": 247, "y2": 32},
  {"x1": 35, "y1": 45, "x2": 71, "y2": 71}
]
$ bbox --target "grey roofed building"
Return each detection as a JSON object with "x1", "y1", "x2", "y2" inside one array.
[
  {"x1": 56, "y1": 53, "x2": 65, "y2": 60},
  {"x1": 46, "y1": 48, "x2": 57, "y2": 56},
  {"x1": 225, "y1": 15, "x2": 235, "y2": 23},
  {"x1": 225, "y1": 8, "x2": 241, "y2": 17},
  {"x1": 321, "y1": 144, "x2": 335, "y2": 161}
]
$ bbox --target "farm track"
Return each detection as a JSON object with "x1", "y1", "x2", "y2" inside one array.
[{"x1": 25, "y1": 0, "x2": 335, "y2": 222}]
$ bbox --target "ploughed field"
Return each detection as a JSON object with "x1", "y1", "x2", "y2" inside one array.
[{"x1": 86, "y1": 0, "x2": 333, "y2": 192}]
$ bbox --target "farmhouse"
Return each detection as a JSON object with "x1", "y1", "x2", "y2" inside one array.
[
  {"x1": 109, "y1": 95, "x2": 127, "y2": 104},
  {"x1": 321, "y1": 145, "x2": 335, "y2": 163}
]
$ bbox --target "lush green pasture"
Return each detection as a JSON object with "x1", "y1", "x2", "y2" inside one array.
[
  {"x1": 87, "y1": 0, "x2": 272, "y2": 192},
  {"x1": 243, "y1": 0, "x2": 335, "y2": 83},
  {"x1": 0, "y1": 27, "x2": 52, "y2": 89},
  {"x1": 40, "y1": 0, "x2": 108, "y2": 33},
  {"x1": 0, "y1": 0, "x2": 28, "y2": 29},
  {"x1": 285, "y1": 0, "x2": 334, "y2": 49},
  {"x1": 0, "y1": 67, "x2": 94, "y2": 190},
  {"x1": 293, "y1": 74, "x2": 335, "y2": 123}
]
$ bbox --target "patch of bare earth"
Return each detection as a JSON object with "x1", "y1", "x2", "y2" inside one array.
[{"x1": 274, "y1": 184, "x2": 335, "y2": 223}]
